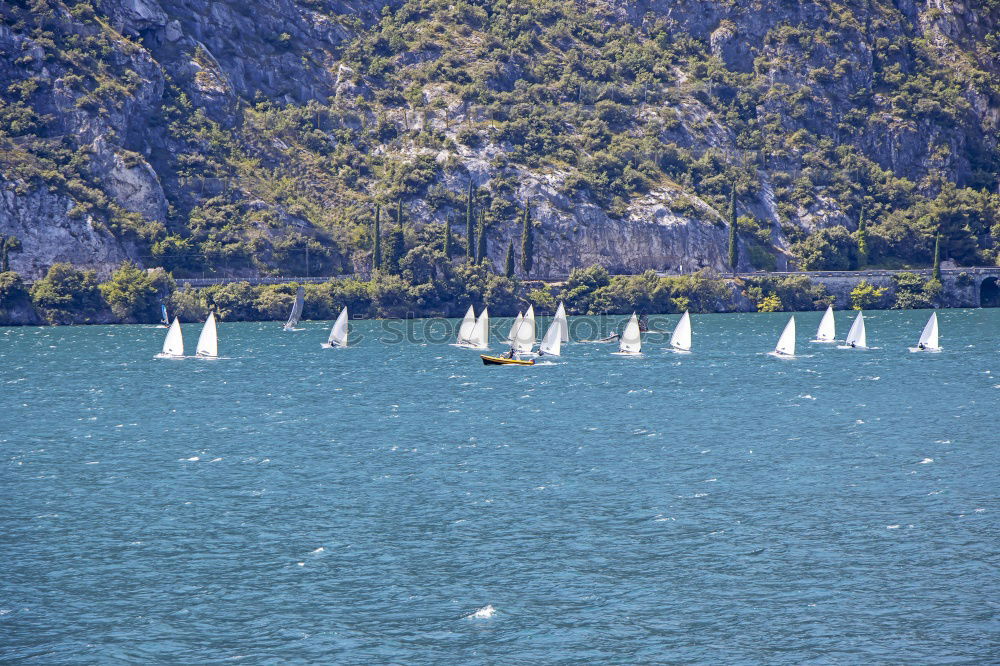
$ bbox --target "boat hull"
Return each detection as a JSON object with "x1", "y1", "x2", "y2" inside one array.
[{"x1": 481, "y1": 355, "x2": 535, "y2": 366}]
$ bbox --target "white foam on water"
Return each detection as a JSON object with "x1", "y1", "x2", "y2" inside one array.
[
  {"x1": 297, "y1": 562, "x2": 305, "y2": 567},
  {"x1": 927, "y1": 489, "x2": 944, "y2": 495},
  {"x1": 935, "y1": 440, "x2": 951, "y2": 444},
  {"x1": 209, "y1": 457, "x2": 222, "y2": 462},
  {"x1": 85, "y1": 461, "x2": 99, "y2": 465},
  {"x1": 311, "y1": 547, "x2": 325, "y2": 554},
  {"x1": 799, "y1": 394, "x2": 816, "y2": 400},
  {"x1": 183, "y1": 456, "x2": 199, "y2": 461},
  {"x1": 466, "y1": 604, "x2": 495, "y2": 619},
  {"x1": 975, "y1": 508, "x2": 985, "y2": 513},
  {"x1": 919, "y1": 458, "x2": 934, "y2": 464},
  {"x1": 702, "y1": 478, "x2": 717, "y2": 482},
  {"x1": 886, "y1": 524, "x2": 901, "y2": 529}
]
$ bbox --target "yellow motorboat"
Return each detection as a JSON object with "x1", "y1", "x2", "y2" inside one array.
[{"x1": 481, "y1": 354, "x2": 535, "y2": 366}]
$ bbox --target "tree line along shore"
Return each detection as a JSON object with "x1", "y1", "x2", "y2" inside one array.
[{"x1": 0, "y1": 258, "x2": 979, "y2": 327}]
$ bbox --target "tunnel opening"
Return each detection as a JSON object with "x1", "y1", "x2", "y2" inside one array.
[{"x1": 981, "y1": 277, "x2": 1000, "y2": 307}]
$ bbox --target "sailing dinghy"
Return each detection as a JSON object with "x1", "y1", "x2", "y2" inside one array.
[
  {"x1": 909, "y1": 312, "x2": 941, "y2": 352},
  {"x1": 156, "y1": 317, "x2": 184, "y2": 359},
  {"x1": 613, "y1": 313, "x2": 642, "y2": 355},
  {"x1": 513, "y1": 305, "x2": 536, "y2": 354},
  {"x1": 506, "y1": 311, "x2": 523, "y2": 343},
  {"x1": 669, "y1": 310, "x2": 692, "y2": 352},
  {"x1": 769, "y1": 316, "x2": 796, "y2": 358},
  {"x1": 812, "y1": 305, "x2": 836, "y2": 343},
  {"x1": 839, "y1": 311, "x2": 868, "y2": 349},
  {"x1": 283, "y1": 286, "x2": 305, "y2": 331},
  {"x1": 455, "y1": 305, "x2": 476, "y2": 346},
  {"x1": 464, "y1": 308, "x2": 490, "y2": 350},
  {"x1": 195, "y1": 312, "x2": 218, "y2": 359},
  {"x1": 537, "y1": 314, "x2": 562, "y2": 357},
  {"x1": 322, "y1": 306, "x2": 349, "y2": 348},
  {"x1": 456, "y1": 306, "x2": 489, "y2": 349},
  {"x1": 554, "y1": 301, "x2": 569, "y2": 343}
]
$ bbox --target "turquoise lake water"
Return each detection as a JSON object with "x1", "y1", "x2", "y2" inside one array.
[{"x1": 2, "y1": 308, "x2": 997, "y2": 663}]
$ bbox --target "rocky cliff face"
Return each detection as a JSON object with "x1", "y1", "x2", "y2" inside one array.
[{"x1": 1, "y1": 0, "x2": 997, "y2": 279}]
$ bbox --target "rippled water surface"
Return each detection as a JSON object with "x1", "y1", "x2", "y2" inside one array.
[{"x1": 2, "y1": 309, "x2": 998, "y2": 663}]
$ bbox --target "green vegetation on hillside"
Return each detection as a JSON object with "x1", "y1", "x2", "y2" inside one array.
[{"x1": 1, "y1": 0, "x2": 999, "y2": 284}]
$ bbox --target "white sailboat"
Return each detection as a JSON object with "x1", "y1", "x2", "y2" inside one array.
[
  {"x1": 506, "y1": 311, "x2": 523, "y2": 343},
  {"x1": 455, "y1": 307, "x2": 489, "y2": 350},
  {"x1": 812, "y1": 305, "x2": 836, "y2": 343},
  {"x1": 840, "y1": 311, "x2": 867, "y2": 349},
  {"x1": 456, "y1": 305, "x2": 476, "y2": 345},
  {"x1": 514, "y1": 305, "x2": 536, "y2": 354},
  {"x1": 770, "y1": 316, "x2": 796, "y2": 358},
  {"x1": 195, "y1": 312, "x2": 218, "y2": 358},
  {"x1": 554, "y1": 301, "x2": 569, "y2": 343},
  {"x1": 156, "y1": 317, "x2": 184, "y2": 359},
  {"x1": 669, "y1": 310, "x2": 692, "y2": 352},
  {"x1": 614, "y1": 313, "x2": 642, "y2": 355},
  {"x1": 323, "y1": 306, "x2": 349, "y2": 348},
  {"x1": 283, "y1": 286, "x2": 305, "y2": 331},
  {"x1": 538, "y1": 315, "x2": 562, "y2": 357},
  {"x1": 909, "y1": 312, "x2": 941, "y2": 352}
]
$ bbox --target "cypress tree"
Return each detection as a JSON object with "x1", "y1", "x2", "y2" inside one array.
[
  {"x1": 504, "y1": 240, "x2": 515, "y2": 277},
  {"x1": 727, "y1": 183, "x2": 738, "y2": 273},
  {"x1": 465, "y1": 180, "x2": 475, "y2": 261},
  {"x1": 443, "y1": 216, "x2": 452, "y2": 257},
  {"x1": 932, "y1": 232, "x2": 941, "y2": 281},
  {"x1": 520, "y1": 204, "x2": 534, "y2": 275},
  {"x1": 372, "y1": 207, "x2": 382, "y2": 271},
  {"x1": 856, "y1": 206, "x2": 868, "y2": 267},
  {"x1": 383, "y1": 200, "x2": 405, "y2": 274},
  {"x1": 476, "y1": 210, "x2": 487, "y2": 265}
]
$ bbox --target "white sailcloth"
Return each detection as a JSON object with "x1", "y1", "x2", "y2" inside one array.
[
  {"x1": 457, "y1": 305, "x2": 476, "y2": 344},
  {"x1": 523, "y1": 305, "x2": 536, "y2": 340},
  {"x1": 915, "y1": 312, "x2": 940, "y2": 350},
  {"x1": 815, "y1": 305, "x2": 836, "y2": 342},
  {"x1": 196, "y1": 312, "x2": 218, "y2": 358},
  {"x1": 160, "y1": 317, "x2": 184, "y2": 357},
  {"x1": 774, "y1": 316, "x2": 796, "y2": 356},
  {"x1": 465, "y1": 307, "x2": 490, "y2": 349},
  {"x1": 507, "y1": 311, "x2": 523, "y2": 343},
  {"x1": 618, "y1": 313, "x2": 642, "y2": 354},
  {"x1": 514, "y1": 305, "x2": 536, "y2": 353},
  {"x1": 327, "y1": 306, "x2": 349, "y2": 347},
  {"x1": 670, "y1": 311, "x2": 692, "y2": 351},
  {"x1": 538, "y1": 316, "x2": 562, "y2": 356},
  {"x1": 845, "y1": 311, "x2": 867, "y2": 348},
  {"x1": 554, "y1": 301, "x2": 569, "y2": 343},
  {"x1": 284, "y1": 286, "x2": 304, "y2": 330}
]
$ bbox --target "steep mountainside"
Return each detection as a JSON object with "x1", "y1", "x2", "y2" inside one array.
[{"x1": 1, "y1": 0, "x2": 998, "y2": 279}]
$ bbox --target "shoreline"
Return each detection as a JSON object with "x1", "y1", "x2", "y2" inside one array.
[{"x1": 2, "y1": 264, "x2": 996, "y2": 327}]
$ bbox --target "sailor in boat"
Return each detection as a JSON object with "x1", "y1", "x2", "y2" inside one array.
[
  {"x1": 918, "y1": 342, "x2": 925, "y2": 350},
  {"x1": 849, "y1": 341, "x2": 855, "y2": 348}
]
